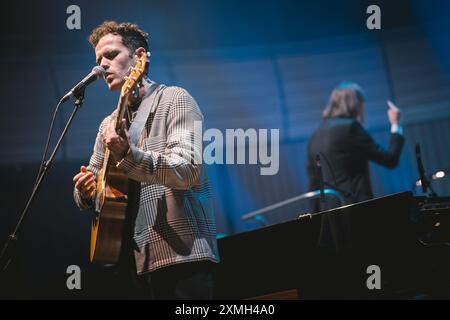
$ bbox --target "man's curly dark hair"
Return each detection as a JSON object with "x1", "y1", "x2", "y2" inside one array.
[{"x1": 89, "y1": 21, "x2": 149, "y2": 54}]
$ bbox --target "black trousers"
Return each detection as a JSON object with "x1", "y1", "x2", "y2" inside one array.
[
  {"x1": 116, "y1": 211, "x2": 216, "y2": 300},
  {"x1": 137, "y1": 260, "x2": 216, "y2": 300}
]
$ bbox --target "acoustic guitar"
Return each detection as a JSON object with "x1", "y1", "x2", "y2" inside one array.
[{"x1": 90, "y1": 52, "x2": 148, "y2": 264}]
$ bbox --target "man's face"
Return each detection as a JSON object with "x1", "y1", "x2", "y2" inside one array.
[{"x1": 95, "y1": 33, "x2": 135, "y2": 91}]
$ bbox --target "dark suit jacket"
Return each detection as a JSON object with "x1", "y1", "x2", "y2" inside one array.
[
  {"x1": 307, "y1": 118, "x2": 405, "y2": 252},
  {"x1": 307, "y1": 118, "x2": 405, "y2": 204},
  {"x1": 308, "y1": 118, "x2": 404, "y2": 252}
]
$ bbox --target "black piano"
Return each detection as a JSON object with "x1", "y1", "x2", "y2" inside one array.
[{"x1": 216, "y1": 191, "x2": 450, "y2": 299}]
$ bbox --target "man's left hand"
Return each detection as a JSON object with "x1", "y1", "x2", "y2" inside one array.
[{"x1": 102, "y1": 118, "x2": 130, "y2": 160}]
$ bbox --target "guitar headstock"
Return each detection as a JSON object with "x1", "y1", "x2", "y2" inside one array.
[{"x1": 120, "y1": 51, "x2": 149, "y2": 97}]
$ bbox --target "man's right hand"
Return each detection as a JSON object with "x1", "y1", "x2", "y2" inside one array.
[
  {"x1": 73, "y1": 165, "x2": 96, "y2": 201},
  {"x1": 387, "y1": 100, "x2": 401, "y2": 125}
]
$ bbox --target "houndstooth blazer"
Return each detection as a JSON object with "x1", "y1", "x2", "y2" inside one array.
[{"x1": 74, "y1": 84, "x2": 220, "y2": 274}]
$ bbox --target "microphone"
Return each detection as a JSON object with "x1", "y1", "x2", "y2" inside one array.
[
  {"x1": 415, "y1": 144, "x2": 428, "y2": 193},
  {"x1": 431, "y1": 169, "x2": 447, "y2": 180},
  {"x1": 60, "y1": 66, "x2": 105, "y2": 102},
  {"x1": 315, "y1": 154, "x2": 325, "y2": 202},
  {"x1": 416, "y1": 169, "x2": 447, "y2": 186}
]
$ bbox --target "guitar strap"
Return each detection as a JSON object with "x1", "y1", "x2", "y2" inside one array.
[{"x1": 128, "y1": 80, "x2": 166, "y2": 146}]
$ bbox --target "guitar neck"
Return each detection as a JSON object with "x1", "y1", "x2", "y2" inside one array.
[
  {"x1": 115, "y1": 94, "x2": 129, "y2": 130},
  {"x1": 98, "y1": 51, "x2": 147, "y2": 178}
]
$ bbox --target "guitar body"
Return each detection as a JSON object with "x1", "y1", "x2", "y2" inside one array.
[
  {"x1": 90, "y1": 164, "x2": 128, "y2": 264},
  {"x1": 89, "y1": 51, "x2": 149, "y2": 265}
]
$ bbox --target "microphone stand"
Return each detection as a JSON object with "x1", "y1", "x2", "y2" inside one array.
[
  {"x1": 0, "y1": 91, "x2": 85, "y2": 275},
  {"x1": 415, "y1": 143, "x2": 438, "y2": 198},
  {"x1": 322, "y1": 181, "x2": 357, "y2": 203}
]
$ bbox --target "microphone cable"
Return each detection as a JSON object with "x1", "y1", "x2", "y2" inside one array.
[{"x1": 319, "y1": 151, "x2": 357, "y2": 203}]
